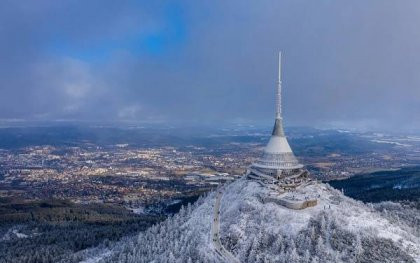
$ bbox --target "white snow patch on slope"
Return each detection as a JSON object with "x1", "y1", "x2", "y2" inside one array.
[
  {"x1": 80, "y1": 250, "x2": 112, "y2": 263},
  {"x1": 1, "y1": 227, "x2": 29, "y2": 241}
]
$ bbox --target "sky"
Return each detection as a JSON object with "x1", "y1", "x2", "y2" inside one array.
[{"x1": 1, "y1": 0, "x2": 420, "y2": 131}]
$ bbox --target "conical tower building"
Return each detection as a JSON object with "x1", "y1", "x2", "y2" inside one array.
[{"x1": 248, "y1": 53, "x2": 306, "y2": 184}]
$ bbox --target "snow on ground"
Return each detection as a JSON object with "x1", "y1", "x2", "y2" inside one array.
[
  {"x1": 100, "y1": 178, "x2": 420, "y2": 262},
  {"x1": 0, "y1": 227, "x2": 29, "y2": 241},
  {"x1": 219, "y1": 178, "x2": 420, "y2": 262},
  {"x1": 221, "y1": 179, "x2": 340, "y2": 238},
  {"x1": 331, "y1": 193, "x2": 420, "y2": 261},
  {"x1": 371, "y1": 139, "x2": 411, "y2": 147},
  {"x1": 80, "y1": 249, "x2": 112, "y2": 263},
  {"x1": 130, "y1": 206, "x2": 145, "y2": 215}
]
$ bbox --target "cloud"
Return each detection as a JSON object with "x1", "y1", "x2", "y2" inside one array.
[{"x1": 1, "y1": 0, "x2": 420, "y2": 131}]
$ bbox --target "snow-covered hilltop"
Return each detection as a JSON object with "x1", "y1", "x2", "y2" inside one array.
[{"x1": 96, "y1": 178, "x2": 419, "y2": 263}]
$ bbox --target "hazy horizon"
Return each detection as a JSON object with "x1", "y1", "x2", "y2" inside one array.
[
  {"x1": 0, "y1": 119, "x2": 418, "y2": 135},
  {"x1": 1, "y1": 1, "x2": 420, "y2": 132}
]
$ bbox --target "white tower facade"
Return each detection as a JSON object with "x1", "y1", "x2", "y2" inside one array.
[{"x1": 249, "y1": 53, "x2": 303, "y2": 180}]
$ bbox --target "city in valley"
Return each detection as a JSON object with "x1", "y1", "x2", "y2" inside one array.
[{"x1": 1, "y1": 125, "x2": 419, "y2": 212}]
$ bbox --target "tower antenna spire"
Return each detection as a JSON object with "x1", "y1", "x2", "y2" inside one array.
[{"x1": 276, "y1": 52, "x2": 282, "y2": 119}]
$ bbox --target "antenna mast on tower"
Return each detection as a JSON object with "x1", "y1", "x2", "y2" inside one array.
[{"x1": 276, "y1": 52, "x2": 282, "y2": 119}]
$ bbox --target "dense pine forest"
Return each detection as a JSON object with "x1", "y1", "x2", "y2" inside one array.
[
  {"x1": 329, "y1": 167, "x2": 420, "y2": 204},
  {"x1": 0, "y1": 198, "x2": 162, "y2": 263}
]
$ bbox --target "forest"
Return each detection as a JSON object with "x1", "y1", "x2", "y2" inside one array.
[
  {"x1": 100, "y1": 187, "x2": 419, "y2": 263},
  {"x1": 0, "y1": 198, "x2": 162, "y2": 263},
  {"x1": 329, "y1": 166, "x2": 420, "y2": 204}
]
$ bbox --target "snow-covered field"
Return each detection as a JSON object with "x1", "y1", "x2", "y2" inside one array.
[{"x1": 81, "y1": 178, "x2": 419, "y2": 263}]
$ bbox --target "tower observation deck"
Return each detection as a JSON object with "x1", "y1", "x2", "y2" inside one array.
[{"x1": 248, "y1": 53, "x2": 310, "y2": 188}]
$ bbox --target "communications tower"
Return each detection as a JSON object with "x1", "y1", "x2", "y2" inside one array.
[{"x1": 248, "y1": 53, "x2": 310, "y2": 188}]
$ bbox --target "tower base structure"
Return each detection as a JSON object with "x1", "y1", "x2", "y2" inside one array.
[{"x1": 247, "y1": 166, "x2": 314, "y2": 192}]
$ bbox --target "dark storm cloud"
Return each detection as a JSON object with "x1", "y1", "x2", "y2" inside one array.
[{"x1": 1, "y1": 0, "x2": 420, "y2": 130}]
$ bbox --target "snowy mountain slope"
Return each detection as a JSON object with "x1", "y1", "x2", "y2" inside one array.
[
  {"x1": 219, "y1": 179, "x2": 419, "y2": 262},
  {"x1": 97, "y1": 178, "x2": 419, "y2": 263}
]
